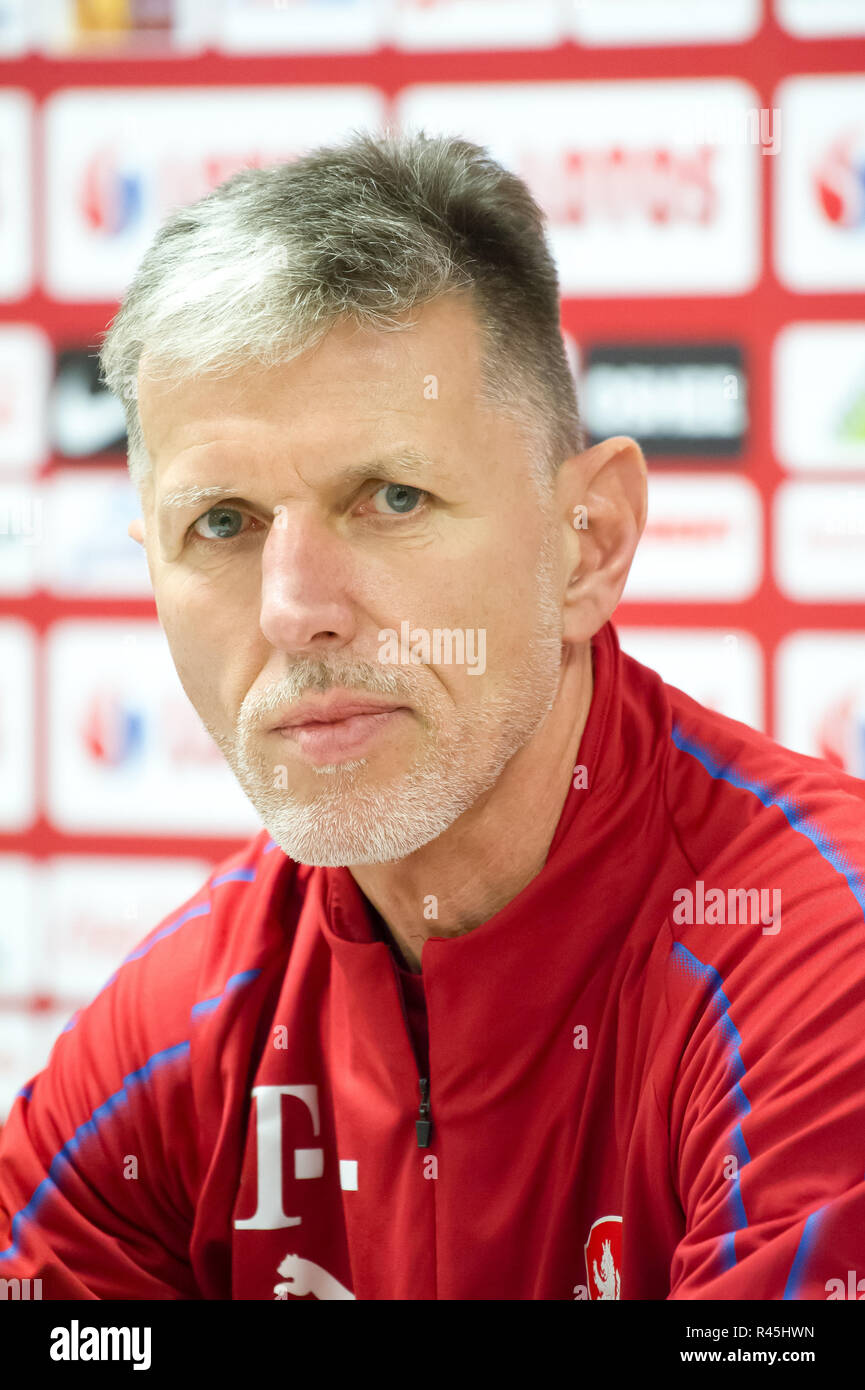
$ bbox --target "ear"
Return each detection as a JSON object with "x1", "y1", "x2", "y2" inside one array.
[
  {"x1": 557, "y1": 435, "x2": 648, "y2": 645},
  {"x1": 128, "y1": 518, "x2": 145, "y2": 546}
]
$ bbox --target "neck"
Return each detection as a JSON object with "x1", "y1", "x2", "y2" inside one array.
[{"x1": 350, "y1": 639, "x2": 593, "y2": 972}]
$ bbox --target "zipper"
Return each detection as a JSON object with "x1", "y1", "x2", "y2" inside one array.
[
  {"x1": 388, "y1": 953, "x2": 433, "y2": 1148},
  {"x1": 416, "y1": 1077, "x2": 432, "y2": 1149}
]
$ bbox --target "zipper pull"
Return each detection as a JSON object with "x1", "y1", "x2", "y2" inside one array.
[{"x1": 416, "y1": 1076, "x2": 432, "y2": 1148}]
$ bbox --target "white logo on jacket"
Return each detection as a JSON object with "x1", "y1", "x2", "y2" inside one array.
[
  {"x1": 274, "y1": 1253, "x2": 355, "y2": 1301},
  {"x1": 592, "y1": 1240, "x2": 621, "y2": 1300},
  {"x1": 582, "y1": 1214, "x2": 623, "y2": 1300}
]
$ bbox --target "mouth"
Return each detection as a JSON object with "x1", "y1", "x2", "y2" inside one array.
[{"x1": 272, "y1": 702, "x2": 412, "y2": 765}]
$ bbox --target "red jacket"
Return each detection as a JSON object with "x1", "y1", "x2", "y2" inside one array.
[{"x1": 2, "y1": 621, "x2": 865, "y2": 1299}]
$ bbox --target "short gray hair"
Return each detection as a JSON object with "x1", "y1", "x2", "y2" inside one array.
[{"x1": 99, "y1": 126, "x2": 583, "y2": 497}]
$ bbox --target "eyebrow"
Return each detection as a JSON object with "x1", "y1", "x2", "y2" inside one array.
[{"x1": 157, "y1": 448, "x2": 439, "y2": 514}]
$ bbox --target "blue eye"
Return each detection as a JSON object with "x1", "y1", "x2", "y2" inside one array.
[
  {"x1": 370, "y1": 483, "x2": 425, "y2": 516},
  {"x1": 192, "y1": 506, "x2": 248, "y2": 540}
]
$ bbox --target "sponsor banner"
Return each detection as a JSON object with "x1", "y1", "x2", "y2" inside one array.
[
  {"x1": 572, "y1": 0, "x2": 762, "y2": 46},
  {"x1": 41, "y1": 469, "x2": 151, "y2": 597},
  {"x1": 51, "y1": 347, "x2": 128, "y2": 460},
  {"x1": 581, "y1": 343, "x2": 747, "y2": 459},
  {"x1": 0, "y1": 484, "x2": 41, "y2": 595},
  {"x1": 0, "y1": 92, "x2": 33, "y2": 300},
  {"x1": 398, "y1": 80, "x2": 761, "y2": 295},
  {"x1": 0, "y1": 858, "x2": 39, "y2": 997},
  {"x1": 40, "y1": 0, "x2": 203, "y2": 52},
  {"x1": 774, "y1": 323, "x2": 865, "y2": 473},
  {"x1": 0, "y1": 1008, "x2": 72, "y2": 1125},
  {"x1": 775, "y1": 632, "x2": 865, "y2": 780},
  {"x1": 618, "y1": 627, "x2": 764, "y2": 729},
  {"x1": 41, "y1": 856, "x2": 211, "y2": 1002},
  {"x1": 774, "y1": 481, "x2": 865, "y2": 600},
  {"x1": 776, "y1": 0, "x2": 865, "y2": 37},
  {"x1": 0, "y1": 326, "x2": 52, "y2": 476},
  {"x1": 219, "y1": 0, "x2": 381, "y2": 52},
  {"x1": 775, "y1": 75, "x2": 865, "y2": 292},
  {"x1": 623, "y1": 473, "x2": 763, "y2": 600},
  {"x1": 46, "y1": 620, "x2": 262, "y2": 835},
  {"x1": 44, "y1": 86, "x2": 385, "y2": 299},
  {"x1": 0, "y1": 622, "x2": 35, "y2": 829},
  {"x1": 392, "y1": 0, "x2": 560, "y2": 50}
]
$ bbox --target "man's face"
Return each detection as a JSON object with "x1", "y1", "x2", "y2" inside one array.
[{"x1": 135, "y1": 293, "x2": 566, "y2": 865}]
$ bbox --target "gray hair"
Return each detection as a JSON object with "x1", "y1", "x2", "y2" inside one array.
[{"x1": 98, "y1": 126, "x2": 584, "y2": 498}]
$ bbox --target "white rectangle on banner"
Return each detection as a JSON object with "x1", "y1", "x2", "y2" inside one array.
[
  {"x1": 0, "y1": 622, "x2": 35, "y2": 829},
  {"x1": 774, "y1": 481, "x2": 865, "y2": 600},
  {"x1": 775, "y1": 75, "x2": 865, "y2": 291},
  {"x1": 623, "y1": 473, "x2": 763, "y2": 601},
  {"x1": 41, "y1": 856, "x2": 212, "y2": 1002},
  {"x1": 46, "y1": 620, "x2": 263, "y2": 835},
  {"x1": 398, "y1": 80, "x2": 762, "y2": 295},
  {"x1": 618, "y1": 627, "x2": 764, "y2": 729},
  {"x1": 572, "y1": 0, "x2": 761, "y2": 46},
  {"x1": 775, "y1": 632, "x2": 865, "y2": 779},
  {"x1": 0, "y1": 327, "x2": 52, "y2": 476},
  {"x1": 44, "y1": 86, "x2": 386, "y2": 300},
  {"x1": 0, "y1": 92, "x2": 33, "y2": 300},
  {"x1": 776, "y1": 0, "x2": 865, "y2": 36},
  {"x1": 774, "y1": 323, "x2": 865, "y2": 472}
]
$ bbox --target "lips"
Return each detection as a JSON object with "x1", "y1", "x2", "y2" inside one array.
[
  {"x1": 271, "y1": 694, "x2": 411, "y2": 766},
  {"x1": 273, "y1": 697, "x2": 406, "y2": 730}
]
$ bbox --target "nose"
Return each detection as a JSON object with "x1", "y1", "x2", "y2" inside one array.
[{"x1": 259, "y1": 507, "x2": 358, "y2": 655}]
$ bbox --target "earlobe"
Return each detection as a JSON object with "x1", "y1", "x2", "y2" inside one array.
[{"x1": 128, "y1": 518, "x2": 145, "y2": 546}]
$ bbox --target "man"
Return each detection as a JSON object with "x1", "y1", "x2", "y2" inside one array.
[{"x1": 1, "y1": 129, "x2": 864, "y2": 1301}]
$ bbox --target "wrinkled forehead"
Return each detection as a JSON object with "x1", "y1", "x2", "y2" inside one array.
[{"x1": 136, "y1": 293, "x2": 488, "y2": 473}]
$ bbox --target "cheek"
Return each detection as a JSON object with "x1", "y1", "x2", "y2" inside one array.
[{"x1": 154, "y1": 592, "x2": 227, "y2": 721}]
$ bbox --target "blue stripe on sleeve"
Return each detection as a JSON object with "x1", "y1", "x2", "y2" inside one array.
[
  {"x1": 190, "y1": 968, "x2": 262, "y2": 1019},
  {"x1": 0, "y1": 1040, "x2": 190, "y2": 1264}
]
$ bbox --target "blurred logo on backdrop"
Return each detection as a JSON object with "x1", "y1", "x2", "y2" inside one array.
[
  {"x1": 80, "y1": 150, "x2": 144, "y2": 236},
  {"x1": 776, "y1": 635, "x2": 865, "y2": 784},
  {"x1": 776, "y1": 75, "x2": 865, "y2": 290},
  {"x1": 815, "y1": 691, "x2": 865, "y2": 779},
  {"x1": 398, "y1": 80, "x2": 761, "y2": 295},
  {"x1": 82, "y1": 694, "x2": 146, "y2": 767},
  {"x1": 51, "y1": 349, "x2": 128, "y2": 458},
  {"x1": 47, "y1": 622, "x2": 261, "y2": 835},
  {"x1": 773, "y1": 481, "x2": 865, "y2": 602},
  {"x1": 622, "y1": 473, "x2": 762, "y2": 602},
  {"x1": 44, "y1": 88, "x2": 386, "y2": 298},
  {"x1": 74, "y1": 0, "x2": 174, "y2": 37},
  {"x1": 774, "y1": 324, "x2": 865, "y2": 472},
  {"x1": 581, "y1": 343, "x2": 747, "y2": 459},
  {"x1": 814, "y1": 129, "x2": 865, "y2": 229},
  {"x1": 42, "y1": 0, "x2": 190, "y2": 52}
]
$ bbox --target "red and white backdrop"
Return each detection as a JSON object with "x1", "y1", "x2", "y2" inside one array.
[{"x1": 0, "y1": 0, "x2": 863, "y2": 1119}]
